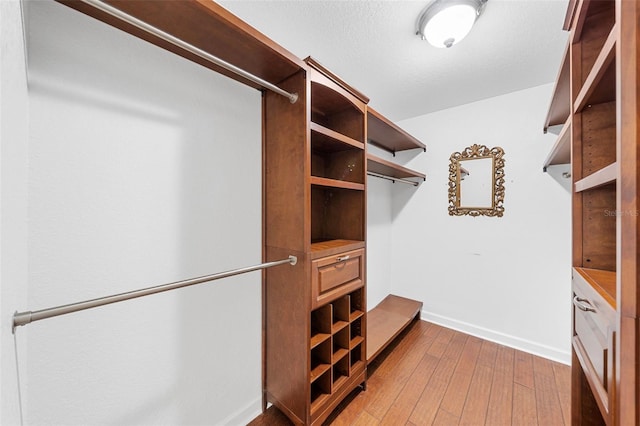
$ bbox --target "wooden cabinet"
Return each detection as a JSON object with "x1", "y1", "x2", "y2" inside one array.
[
  {"x1": 263, "y1": 57, "x2": 368, "y2": 425},
  {"x1": 546, "y1": 0, "x2": 640, "y2": 424}
]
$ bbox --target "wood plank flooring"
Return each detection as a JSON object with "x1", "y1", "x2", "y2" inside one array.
[{"x1": 249, "y1": 320, "x2": 570, "y2": 426}]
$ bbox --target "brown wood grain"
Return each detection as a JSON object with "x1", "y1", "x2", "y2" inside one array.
[{"x1": 250, "y1": 321, "x2": 571, "y2": 425}]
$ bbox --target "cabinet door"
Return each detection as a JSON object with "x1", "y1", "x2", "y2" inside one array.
[{"x1": 311, "y1": 249, "x2": 364, "y2": 309}]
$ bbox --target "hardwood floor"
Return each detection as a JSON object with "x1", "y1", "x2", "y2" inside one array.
[{"x1": 248, "y1": 320, "x2": 571, "y2": 426}]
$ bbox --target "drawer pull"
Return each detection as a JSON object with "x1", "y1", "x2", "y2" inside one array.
[
  {"x1": 573, "y1": 296, "x2": 596, "y2": 313},
  {"x1": 336, "y1": 255, "x2": 350, "y2": 262}
]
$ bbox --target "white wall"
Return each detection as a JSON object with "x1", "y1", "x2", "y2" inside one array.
[
  {"x1": 388, "y1": 84, "x2": 572, "y2": 363},
  {"x1": 1, "y1": 0, "x2": 30, "y2": 425},
  {"x1": 366, "y1": 145, "x2": 396, "y2": 310},
  {"x1": 4, "y1": 1, "x2": 263, "y2": 424}
]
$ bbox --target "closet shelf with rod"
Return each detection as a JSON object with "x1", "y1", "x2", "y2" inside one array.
[
  {"x1": 58, "y1": 0, "x2": 306, "y2": 102},
  {"x1": 13, "y1": 256, "x2": 297, "y2": 331},
  {"x1": 367, "y1": 153, "x2": 425, "y2": 186}
]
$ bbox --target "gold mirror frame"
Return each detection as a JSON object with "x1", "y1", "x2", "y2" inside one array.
[{"x1": 448, "y1": 144, "x2": 505, "y2": 217}]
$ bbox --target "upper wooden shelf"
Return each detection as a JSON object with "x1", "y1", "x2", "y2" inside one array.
[
  {"x1": 57, "y1": 0, "x2": 305, "y2": 91},
  {"x1": 367, "y1": 153, "x2": 425, "y2": 182},
  {"x1": 544, "y1": 40, "x2": 571, "y2": 132},
  {"x1": 543, "y1": 117, "x2": 571, "y2": 170},
  {"x1": 367, "y1": 107, "x2": 426, "y2": 154},
  {"x1": 574, "y1": 162, "x2": 617, "y2": 192}
]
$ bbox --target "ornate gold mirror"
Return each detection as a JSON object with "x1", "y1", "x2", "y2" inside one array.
[{"x1": 448, "y1": 144, "x2": 505, "y2": 217}]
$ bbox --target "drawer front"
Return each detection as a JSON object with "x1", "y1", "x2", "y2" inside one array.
[
  {"x1": 572, "y1": 272, "x2": 616, "y2": 419},
  {"x1": 312, "y1": 249, "x2": 364, "y2": 308},
  {"x1": 574, "y1": 302, "x2": 608, "y2": 385}
]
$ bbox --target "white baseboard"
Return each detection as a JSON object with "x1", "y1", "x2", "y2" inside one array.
[
  {"x1": 218, "y1": 397, "x2": 263, "y2": 426},
  {"x1": 421, "y1": 310, "x2": 571, "y2": 366}
]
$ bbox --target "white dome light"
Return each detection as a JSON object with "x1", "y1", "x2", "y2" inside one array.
[{"x1": 417, "y1": 0, "x2": 487, "y2": 48}]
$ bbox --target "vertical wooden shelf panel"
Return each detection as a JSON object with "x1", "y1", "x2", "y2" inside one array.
[{"x1": 552, "y1": 0, "x2": 640, "y2": 423}]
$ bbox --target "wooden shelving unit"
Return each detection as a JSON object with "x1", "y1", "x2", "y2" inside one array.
[
  {"x1": 546, "y1": 0, "x2": 640, "y2": 424},
  {"x1": 264, "y1": 57, "x2": 368, "y2": 425}
]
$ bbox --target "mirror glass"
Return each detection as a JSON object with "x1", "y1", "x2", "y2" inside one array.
[
  {"x1": 459, "y1": 158, "x2": 494, "y2": 208},
  {"x1": 448, "y1": 144, "x2": 505, "y2": 217}
]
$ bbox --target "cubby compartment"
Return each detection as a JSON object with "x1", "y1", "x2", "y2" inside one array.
[
  {"x1": 310, "y1": 81, "x2": 364, "y2": 143},
  {"x1": 350, "y1": 342, "x2": 364, "y2": 369},
  {"x1": 311, "y1": 186, "x2": 364, "y2": 244},
  {"x1": 310, "y1": 367, "x2": 331, "y2": 410},
  {"x1": 350, "y1": 317, "x2": 364, "y2": 348},
  {"x1": 311, "y1": 338, "x2": 332, "y2": 384},
  {"x1": 332, "y1": 298, "x2": 350, "y2": 334},
  {"x1": 311, "y1": 126, "x2": 364, "y2": 184},
  {"x1": 332, "y1": 354, "x2": 350, "y2": 387},
  {"x1": 349, "y1": 289, "x2": 364, "y2": 321},
  {"x1": 311, "y1": 304, "x2": 332, "y2": 349},
  {"x1": 333, "y1": 327, "x2": 350, "y2": 363},
  {"x1": 581, "y1": 184, "x2": 617, "y2": 271},
  {"x1": 579, "y1": 102, "x2": 616, "y2": 176}
]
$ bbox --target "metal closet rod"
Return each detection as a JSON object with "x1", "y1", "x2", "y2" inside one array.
[
  {"x1": 12, "y1": 255, "x2": 297, "y2": 331},
  {"x1": 367, "y1": 171, "x2": 421, "y2": 186},
  {"x1": 80, "y1": 0, "x2": 299, "y2": 104}
]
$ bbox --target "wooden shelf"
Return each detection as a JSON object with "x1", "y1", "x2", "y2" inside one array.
[
  {"x1": 310, "y1": 239, "x2": 365, "y2": 258},
  {"x1": 574, "y1": 25, "x2": 617, "y2": 113},
  {"x1": 574, "y1": 162, "x2": 617, "y2": 192},
  {"x1": 367, "y1": 153, "x2": 426, "y2": 181},
  {"x1": 574, "y1": 267, "x2": 616, "y2": 309},
  {"x1": 367, "y1": 107, "x2": 426, "y2": 153},
  {"x1": 349, "y1": 335, "x2": 364, "y2": 349},
  {"x1": 366, "y1": 295, "x2": 423, "y2": 362},
  {"x1": 310, "y1": 176, "x2": 365, "y2": 191},
  {"x1": 58, "y1": 0, "x2": 305, "y2": 91},
  {"x1": 311, "y1": 122, "x2": 364, "y2": 151},
  {"x1": 332, "y1": 348, "x2": 349, "y2": 363},
  {"x1": 310, "y1": 364, "x2": 331, "y2": 383},
  {"x1": 310, "y1": 333, "x2": 331, "y2": 349},
  {"x1": 544, "y1": 118, "x2": 572, "y2": 170},
  {"x1": 544, "y1": 40, "x2": 571, "y2": 132}
]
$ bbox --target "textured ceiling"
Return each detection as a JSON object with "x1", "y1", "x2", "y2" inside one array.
[{"x1": 218, "y1": 0, "x2": 570, "y2": 121}]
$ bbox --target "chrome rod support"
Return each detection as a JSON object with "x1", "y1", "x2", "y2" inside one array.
[
  {"x1": 12, "y1": 255, "x2": 297, "y2": 331},
  {"x1": 81, "y1": 0, "x2": 298, "y2": 104},
  {"x1": 367, "y1": 171, "x2": 420, "y2": 186}
]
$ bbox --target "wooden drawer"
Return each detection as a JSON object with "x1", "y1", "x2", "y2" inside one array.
[
  {"x1": 572, "y1": 269, "x2": 616, "y2": 421},
  {"x1": 311, "y1": 249, "x2": 364, "y2": 309}
]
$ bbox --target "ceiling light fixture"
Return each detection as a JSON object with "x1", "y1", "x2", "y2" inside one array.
[{"x1": 416, "y1": 0, "x2": 487, "y2": 48}]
